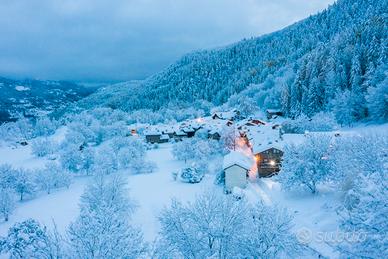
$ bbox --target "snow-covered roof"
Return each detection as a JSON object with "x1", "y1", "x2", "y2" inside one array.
[
  {"x1": 247, "y1": 124, "x2": 283, "y2": 154},
  {"x1": 212, "y1": 110, "x2": 238, "y2": 120},
  {"x1": 266, "y1": 109, "x2": 282, "y2": 113},
  {"x1": 160, "y1": 134, "x2": 170, "y2": 140},
  {"x1": 208, "y1": 129, "x2": 220, "y2": 135},
  {"x1": 175, "y1": 130, "x2": 187, "y2": 136},
  {"x1": 182, "y1": 126, "x2": 195, "y2": 133},
  {"x1": 252, "y1": 142, "x2": 283, "y2": 154},
  {"x1": 223, "y1": 151, "x2": 254, "y2": 171},
  {"x1": 144, "y1": 127, "x2": 161, "y2": 136}
]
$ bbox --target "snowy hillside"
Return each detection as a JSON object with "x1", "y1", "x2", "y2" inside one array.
[
  {"x1": 0, "y1": 77, "x2": 96, "y2": 123},
  {"x1": 78, "y1": 0, "x2": 387, "y2": 124}
]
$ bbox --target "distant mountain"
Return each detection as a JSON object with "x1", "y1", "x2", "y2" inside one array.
[
  {"x1": 78, "y1": 0, "x2": 387, "y2": 123},
  {"x1": 0, "y1": 77, "x2": 96, "y2": 123}
]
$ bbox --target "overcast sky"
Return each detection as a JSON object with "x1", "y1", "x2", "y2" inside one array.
[{"x1": 0, "y1": 0, "x2": 335, "y2": 83}]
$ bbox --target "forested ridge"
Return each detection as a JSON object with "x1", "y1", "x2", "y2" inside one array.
[{"x1": 78, "y1": 0, "x2": 387, "y2": 123}]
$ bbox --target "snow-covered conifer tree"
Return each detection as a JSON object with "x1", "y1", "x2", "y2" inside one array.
[{"x1": 366, "y1": 72, "x2": 388, "y2": 122}]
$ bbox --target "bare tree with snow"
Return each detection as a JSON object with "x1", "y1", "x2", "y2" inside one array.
[
  {"x1": 0, "y1": 188, "x2": 16, "y2": 222},
  {"x1": 68, "y1": 175, "x2": 147, "y2": 258}
]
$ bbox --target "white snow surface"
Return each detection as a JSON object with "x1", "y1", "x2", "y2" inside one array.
[
  {"x1": 0, "y1": 143, "x2": 214, "y2": 242},
  {"x1": 14, "y1": 85, "x2": 30, "y2": 91},
  {"x1": 222, "y1": 150, "x2": 254, "y2": 170},
  {"x1": 0, "y1": 123, "x2": 386, "y2": 258}
]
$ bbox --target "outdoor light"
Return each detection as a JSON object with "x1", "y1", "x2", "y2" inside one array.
[{"x1": 269, "y1": 160, "x2": 276, "y2": 166}]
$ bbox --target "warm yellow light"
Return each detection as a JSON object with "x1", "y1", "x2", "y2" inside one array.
[{"x1": 269, "y1": 160, "x2": 276, "y2": 166}]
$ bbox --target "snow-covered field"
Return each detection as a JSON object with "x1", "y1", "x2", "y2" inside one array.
[
  {"x1": 0, "y1": 142, "x2": 215, "y2": 241},
  {"x1": 0, "y1": 123, "x2": 386, "y2": 258},
  {"x1": 0, "y1": 142, "x2": 340, "y2": 257}
]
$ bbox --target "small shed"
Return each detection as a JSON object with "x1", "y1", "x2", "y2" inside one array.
[{"x1": 222, "y1": 151, "x2": 253, "y2": 192}]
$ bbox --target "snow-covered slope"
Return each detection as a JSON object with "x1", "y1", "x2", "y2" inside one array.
[
  {"x1": 77, "y1": 0, "x2": 387, "y2": 120},
  {"x1": 0, "y1": 77, "x2": 96, "y2": 123}
]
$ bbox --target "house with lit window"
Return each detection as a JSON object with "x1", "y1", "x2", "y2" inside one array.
[
  {"x1": 246, "y1": 123, "x2": 284, "y2": 177},
  {"x1": 253, "y1": 144, "x2": 283, "y2": 177}
]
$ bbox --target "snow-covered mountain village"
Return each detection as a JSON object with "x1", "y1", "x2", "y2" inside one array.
[{"x1": 0, "y1": 0, "x2": 387, "y2": 258}]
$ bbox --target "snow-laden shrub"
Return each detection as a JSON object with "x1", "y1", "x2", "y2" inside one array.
[
  {"x1": 214, "y1": 170, "x2": 225, "y2": 186},
  {"x1": 331, "y1": 89, "x2": 357, "y2": 126},
  {"x1": 191, "y1": 160, "x2": 209, "y2": 175},
  {"x1": 178, "y1": 167, "x2": 204, "y2": 183},
  {"x1": 117, "y1": 148, "x2": 133, "y2": 169},
  {"x1": 31, "y1": 138, "x2": 58, "y2": 157},
  {"x1": 0, "y1": 219, "x2": 63, "y2": 258},
  {"x1": 130, "y1": 158, "x2": 157, "y2": 175}
]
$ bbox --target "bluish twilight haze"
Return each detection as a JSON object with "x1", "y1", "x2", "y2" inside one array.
[{"x1": 0, "y1": 0, "x2": 334, "y2": 83}]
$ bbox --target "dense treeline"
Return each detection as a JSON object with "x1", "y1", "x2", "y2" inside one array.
[{"x1": 79, "y1": 0, "x2": 387, "y2": 124}]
